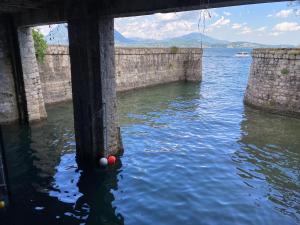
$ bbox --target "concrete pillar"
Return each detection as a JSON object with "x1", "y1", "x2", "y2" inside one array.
[
  {"x1": 0, "y1": 19, "x2": 19, "y2": 124},
  {"x1": 18, "y1": 27, "x2": 47, "y2": 122},
  {"x1": 68, "y1": 17, "x2": 122, "y2": 167}
]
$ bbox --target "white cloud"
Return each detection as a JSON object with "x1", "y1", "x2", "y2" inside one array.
[
  {"x1": 224, "y1": 11, "x2": 231, "y2": 16},
  {"x1": 232, "y1": 23, "x2": 242, "y2": 29},
  {"x1": 239, "y1": 26, "x2": 252, "y2": 34},
  {"x1": 155, "y1": 13, "x2": 177, "y2": 21},
  {"x1": 269, "y1": 9, "x2": 300, "y2": 18},
  {"x1": 34, "y1": 25, "x2": 57, "y2": 36},
  {"x1": 115, "y1": 17, "x2": 196, "y2": 40},
  {"x1": 256, "y1": 26, "x2": 267, "y2": 32},
  {"x1": 210, "y1": 16, "x2": 230, "y2": 28},
  {"x1": 275, "y1": 9, "x2": 293, "y2": 18},
  {"x1": 273, "y1": 22, "x2": 300, "y2": 32},
  {"x1": 270, "y1": 32, "x2": 281, "y2": 36}
]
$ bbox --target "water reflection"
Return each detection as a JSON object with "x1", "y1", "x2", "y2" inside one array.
[
  {"x1": 118, "y1": 82, "x2": 201, "y2": 126},
  {"x1": 1, "y1": 103, "x2": 123, "y2": 225},
  {"x1": 235, "y1": 107, "x2": 300, "y2": 220}
]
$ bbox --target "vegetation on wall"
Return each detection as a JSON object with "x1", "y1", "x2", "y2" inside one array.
[
  {"x1": 170, "y1": 46, "x2": 178, "y2": 54},
  {"x1": 32, "y1": 29, "x2": 47, "y2": 62},
  {"x1": 281, "y1": 68, "x2": 289, "y2": 75}
]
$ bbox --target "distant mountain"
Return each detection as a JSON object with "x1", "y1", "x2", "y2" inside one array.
[
  {"x1": 114, "y1": 30, "x2": 136, "y2": 45},
  {"x1": 163, "y1": 32, "x2": 229, "y2": 46},
  {"x1": 45, "y1": 24, "x2": 136, "y2": 45},
  {"x1": 44, "y1": 24, "x2": 294, "y2": 48}
]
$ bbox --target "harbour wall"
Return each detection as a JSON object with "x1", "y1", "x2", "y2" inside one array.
[
  {"x1": 244, "y1": 48, "x2": 300, "y2": 117},
  {"x1": 38, "y1": 46, "x2": 202, "y2": 104},
  {"x1": 0, "y1": 45, "x2": 202, "y2": 123}
]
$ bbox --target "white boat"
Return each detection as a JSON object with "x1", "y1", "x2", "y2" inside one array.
[{"x1": 235, "y1": 52, "x2": 250, "y2": 57}]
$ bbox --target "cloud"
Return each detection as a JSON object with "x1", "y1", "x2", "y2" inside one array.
[
  {"x1": 275, "y1": 9, "x2": 293, "y2": 18},
  {"x1": 224, "y1": 11, "x2": 231, "y2": 16},
  {"x1": 273, "y1": 22, "x2": 300, "y2": 32},
  {"x1": 34, "y1": 25, "x2": 57, "y2": 36},
  {"x1": 270, "y1": 32, "x2": 281, "y2": 36},
  {"x1": 155, "y1": 13, "x2": 177, "y2": 21},
  {"x1": 239, "y1": 26, "x2": 252, "y2": 34},
  {"x1": 210, "y1": 16, "x2": 230, "y2": 28},
  {"x1": 256, "y1": 26, "x2": 267, "y2": 32},
  {"x1": 115, "y1": 16, "x2": 196, "y2": 40},
  {"x1": 269, "y1": 9, "x2": 300, "y2": 18},
  {"x1": 232, "y1": 23, "x2": 242, "y2": 29}
]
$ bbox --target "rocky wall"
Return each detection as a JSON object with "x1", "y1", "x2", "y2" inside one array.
[
  {"x1": 38, "y1": 46, "x2": 202, "y2": 104},
  {"x1": 244, "y1": 48, "x2": 300, "y2": 117}
]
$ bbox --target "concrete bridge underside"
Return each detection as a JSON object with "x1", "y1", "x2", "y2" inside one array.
[{"x1": 0, "y1": 0, "x2": 291, "y2": 168}]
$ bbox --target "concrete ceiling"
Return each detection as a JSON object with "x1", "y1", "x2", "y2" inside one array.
[
  {"x1": 0, "y1": 0, "x2": 292, "y2": 26},
  {"x1": 0, "y1": 0, "x2": 57, "y2": 12}
]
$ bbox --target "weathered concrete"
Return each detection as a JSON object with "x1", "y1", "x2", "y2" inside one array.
[
  {"x1": 68, "y1": 16, "x2": 121, "y2": 167},
  {"x1": 18, "y1": 27, "x2": 47, "y2": 122},
  {"x1": 1, "y1": 0, "x2": 287, "y2": 27},
  {"x1": 244, "y1": 48, "x2": 300, "y2": 118},
  {"x1": 37, "y1": 46, "x2": 202, "y2": 103},
  {"x1": 0, "y1": 20, "x2": 19, "y2": 124}
]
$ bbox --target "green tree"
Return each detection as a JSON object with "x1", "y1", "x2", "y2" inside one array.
[{"x1": 32, "y1": 29, "x2": 47, "y2": 62}]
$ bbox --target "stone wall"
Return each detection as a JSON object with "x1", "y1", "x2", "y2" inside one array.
[
  {"x1": 115, "y1": 47, "x2": 202, "y2": 91},
  {"x1": 0, "y1": 21, "x2": 19, "y2": 124},
  {"x1": 38, "y1": 46, "x2": 202, "y2": 104},
  {"x1": 18, "y1": 27, "x2": 47, "y2": 121},
  {"x1": 244, "y1": 48, "x2": 300, "y2": 117},
  {"x1": 38, "y1": 46, "x2": 72, "y2": 104}
]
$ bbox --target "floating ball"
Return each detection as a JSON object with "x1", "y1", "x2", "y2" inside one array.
[
  {"x1": 0, "y1": 201, "x2": 5, "y2": 209},
  {"x1": 99, "y1": 157, "x2": 108, "y2": 167},
  {"x1": 107, "y1": 155, "x2": 117, "y2": 165}
]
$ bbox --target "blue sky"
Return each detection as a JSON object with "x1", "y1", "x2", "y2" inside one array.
[
  {"x1": 38, "y1": 1, "x2": 300, "y2": 45},
  {"x1": 114, "y1": 1, "x2": 300, "y2": 45}
]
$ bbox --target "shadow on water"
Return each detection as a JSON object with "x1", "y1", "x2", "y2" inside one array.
[
  {"x1": 235, "y1": 106, "x2": 300, "y2": 221},
  {"x1": 118, "y1": 81, "x2": 201, "y2": 126},
  {"x1": 0, "y1": 103, "x2": 124, "y2": 225}
]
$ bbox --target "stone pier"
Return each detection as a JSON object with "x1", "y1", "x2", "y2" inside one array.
[
  {"x1": 36, "y1": 46, "x2": 202, "y2": 104},
  {"x1": 18, "y1": 27, "x2": 47, "y2": 122},
  {"x1": 0, "y1": 19, "x2": 19, "y2": 124},
  {"x1": 68, "y1": 13, "x2": 121, "y2": 167},
  {"x1": 244, "y1": 48, "x2": 300, "y2": 117}
]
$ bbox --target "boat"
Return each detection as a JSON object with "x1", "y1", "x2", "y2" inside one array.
[{"x1": 235, "y1": 52, "x2": 250, "y2": 57}]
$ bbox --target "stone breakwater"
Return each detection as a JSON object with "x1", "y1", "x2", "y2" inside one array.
[
  {"x1": 0, "y1": 45, "x2": 202, "y2": 123},
  {"x1": 244, "y1": 48, "x2": 300, "y2": 118},
  {"x1": 38, "y1": 46, "x2": 202, "y2": 104}
]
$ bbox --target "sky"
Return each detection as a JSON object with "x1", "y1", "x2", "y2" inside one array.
[{"x1": 37, "y1": 1, "x2": 300, "y2": 45}]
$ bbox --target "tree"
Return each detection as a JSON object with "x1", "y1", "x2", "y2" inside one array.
[{"x1": 32, "y1": 29, "x2": 47, "y2": 62}]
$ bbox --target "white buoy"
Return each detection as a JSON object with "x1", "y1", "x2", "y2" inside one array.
[{"x1": 99, "y1": 157, "x2": 108, "y2": 167}]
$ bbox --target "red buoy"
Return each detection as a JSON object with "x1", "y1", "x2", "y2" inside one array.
[{"x1": 107, "y1": 155, "x2": 117, "y2": 165}]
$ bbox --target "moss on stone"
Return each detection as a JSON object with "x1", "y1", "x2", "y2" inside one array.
[
  {"x1": 170, "y1": 46, "x2": 178, "y2": 54},
  {"x1": 287, "y1": 50, "x2": 300, "y2": 56},
  {"x1": 281, "y1": 68, "x2": 289, "y2": 75}
]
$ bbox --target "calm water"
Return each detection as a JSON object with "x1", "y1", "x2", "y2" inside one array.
[{"x1": 1, "y1": 48, "x2": 299, "y2": 225}]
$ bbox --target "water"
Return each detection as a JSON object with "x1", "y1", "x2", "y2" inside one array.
[{"x1": 1, "y1": 48, "x2": 299, "y2": 225}]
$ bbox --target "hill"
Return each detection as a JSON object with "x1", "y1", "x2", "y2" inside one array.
[{"x1": 44, "y1": 24, "x2": 294, "y2": 48}]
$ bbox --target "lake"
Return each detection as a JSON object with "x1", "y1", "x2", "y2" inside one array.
[{"x1": 1, "y1": 48, "x2": 299, "y2": 225}]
